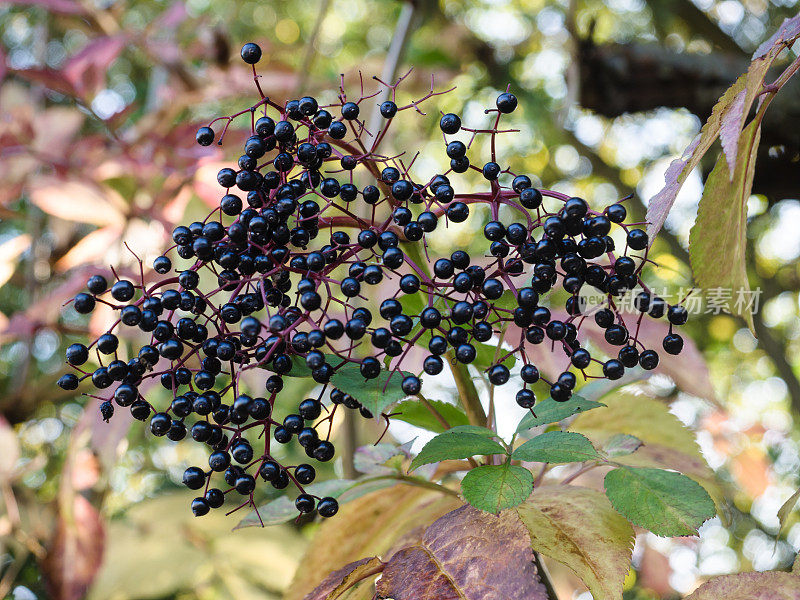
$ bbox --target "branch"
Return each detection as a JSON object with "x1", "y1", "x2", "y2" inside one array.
[
  {"x1": 366, "y1": 1, "x2": 419, "y2": 136},
  {"x1": 449, "y1": 359, "x2": 487, "y2": 427}
]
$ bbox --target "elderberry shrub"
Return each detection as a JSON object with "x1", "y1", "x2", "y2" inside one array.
[{"x1": 59, "y1": 43, "x2": 688, "y2": 521}]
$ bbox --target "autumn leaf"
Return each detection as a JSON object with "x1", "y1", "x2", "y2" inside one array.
[
  {"x1": 688, "y1": 120, "x2": 760, "y2": 332},
  {"x1": 376, "y1": 505, "x2": 548, "y2": 599},
  {"x1": 646, "y1": 13, "x2": 800, "y2": 240},
  {"x1": 29, "y1": 178, "x2": 126, "y2": 227},
  {"x1": 63, "y1": 35, "x2": 127, "y2": 97},
  {"x1": 302, "y1": 557, "x2": 384, "y2": 600},
  {"x1": 515, "y1": 485, "x2": 635, "y2": 600},
  {"x1": 777, "y1": 487, "x2": 800, "y2": 539},
  {"x1": 283, "y1": 484, "x2": 462, "y2": 600},
  {"x1": 683, "y1": 571, "x2": 800, "y2": 600}
]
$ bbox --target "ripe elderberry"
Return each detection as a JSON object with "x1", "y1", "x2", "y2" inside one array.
[{"x1": 61, "y1": 42, "x2": 687, "y2": 523}]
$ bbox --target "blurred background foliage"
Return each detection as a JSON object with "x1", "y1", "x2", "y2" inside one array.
[{"x1": 0, "y1": 0, "x2": 799, "y2": 598}]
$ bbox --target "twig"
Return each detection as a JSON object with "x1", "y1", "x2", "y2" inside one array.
[
  {"x1": 366, "y1": 1, "x2": 419, "y2": 137},
  {"x1": 293, "y1": 0, "x2": 332, "y2": 95}
]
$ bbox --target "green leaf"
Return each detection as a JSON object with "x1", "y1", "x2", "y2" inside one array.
[
  {"x1": 235, "y1": 480, "x2": 355, "y2": 529},
  {"x1": 516, "y1": 394, "x2": 605, "y2": 433},
  {"x1": 688, "y1": 120, "x2": 761, "y2": 332},
  {"x1": 393, "y1": 399, "x2": 469, "y2": 433},
  {"x1": 282, "y1": 353, "x2": 339, "y2": 378},
  {"x1": 603, "y1": 467, "x2": 715, "y2": 537},
  {"x1": 461, "y1": 464, "x2": 534, "y2": 512},
  {"x1": 569, "y1": 393, "x2": 728, "y2": 524},
  {"x1": 777, "y1": 487, "x2": 800, "y2": 539},
  {"x1": 515, "y1": 485, "x2": 634, "y2": 600},
  {"x1": 512, "y1": 431, "x2": 599, "y2": 463},
  {"x1": 330, "y1": 363, "x2": 415, "y2": 416},
  {"x1": 603, "y1": 434, "x2": 643, "y2": 458},
  {"x1": 439, "y1": 424, "x2": 498, "y2": 437},
  {"x1": 473, "y1": 341, "x2": 516, "y2": 371},
  {"x1": 409, "y1": 432, "x2": 507, "y2": 471}
]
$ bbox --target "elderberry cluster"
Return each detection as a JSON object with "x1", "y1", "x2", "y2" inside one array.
[{"x1": 59, "y1": 42, "x2": 688, "y2": 521}]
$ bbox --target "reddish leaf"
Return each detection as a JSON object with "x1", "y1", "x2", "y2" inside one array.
[
  {"x1": 646, "y1": 15, "x2": 800, "y2": 240},
  {"x1": 41, "y1": 494, "x2": 105, "y2": 600},
  {"x1": 0, "y1": 44, "x2": 7, "y2": 83},
  {"x1": 155, "y1": 1, "x2": 188, "y2": 30},
  {"x1": 753, "y1": 13, "x2": 800, "y2": 59},
  {"x1": 376, "y1": 505, "x2": 548, "y2": 599},
  {"x1": 12, "y1": 67, "x2": 77, "y2": 96},
  {"x1": 63, "y1": 36, "x2": 127, "y2": 97},
  {"x1": 303, "y1": 557, "x2": 384, "y2": 600}
]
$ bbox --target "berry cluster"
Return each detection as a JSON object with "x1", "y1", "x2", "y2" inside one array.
[{"x1": 59, "y1": 43, "x2": 688, "y2": 521}]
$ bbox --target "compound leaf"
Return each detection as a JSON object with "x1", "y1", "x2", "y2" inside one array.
[{"x1": 392, "y1": 399, "x2": 469, "y2": 433}]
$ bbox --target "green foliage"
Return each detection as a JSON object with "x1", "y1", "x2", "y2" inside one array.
[
  {"x1": 330, "y1": 363, "x2": 415, "y2": 416},
  {"x1": 460, "y1": 464, "x2": 535, "y2": 512},
  {"x1": 603, "y1": 467, "x2": 716, "y2": 536},
  {"x1": 409, "y1": 432, "x2": 506, "y2": 471},
  {"x1": 392, "y1": 399, "x2": 470, "y2": 432},
  {"x1": 516, "y1": 395, "x2": 605, "y2": 433},
  {"x1": 511, "y1": 431, "x2": 599, "y2": 463}
]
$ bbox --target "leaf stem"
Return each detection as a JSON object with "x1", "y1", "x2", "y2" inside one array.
[{"x1": 449, "y1": 359, "x2": 487, "y2": 427}]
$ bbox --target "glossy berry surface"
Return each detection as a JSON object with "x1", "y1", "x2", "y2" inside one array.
[{"x1": 61, "y1": 47, "x2": 686, "y2": 524}]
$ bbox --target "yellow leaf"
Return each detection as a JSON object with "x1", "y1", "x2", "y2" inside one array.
[
  {"x1": 688, "y1": 121, "x2": 761, "y2": 333},
  {"x1": 515, "y1": 485, "x2": 634, "y2": 600}
]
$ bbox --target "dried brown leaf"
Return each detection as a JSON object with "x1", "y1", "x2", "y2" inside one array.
[
  {"x1": 376, "y1": 505, "x2": 548, "y2": 599},
  {"x1": 283, "y1": 483, "x2": 462, "y2": 600},
  {"x1": 303, "y1": 557, "x2": 384, "y2": 600}
]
